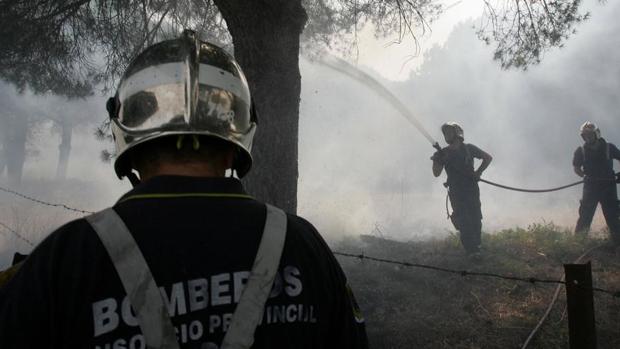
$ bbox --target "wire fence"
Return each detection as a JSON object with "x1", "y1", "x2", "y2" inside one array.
[
  {"x1": 0, "y1": 221, "x2": 34, "y2": 247},
  {"x1": 332, "y1": 251, "x2": 620, "y2": 299},
  {"x1": 0, "y1": 185, "x2": 94, "y2": 214},
  {"x1": 0, "y1": 184, "x2": 619, "y2": 300}
]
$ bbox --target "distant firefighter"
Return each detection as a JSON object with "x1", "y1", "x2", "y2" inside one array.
[
  {"x1": 573, "y1": 121, "x2": 620, "y2": 246},
  {"x1": 431, "y1": 122, "x2": 493, "y2": 256}
]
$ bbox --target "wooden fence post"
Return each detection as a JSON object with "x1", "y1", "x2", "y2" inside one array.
[{"x1": 564, "y1": 262, "x2": 597, "y2": 349}]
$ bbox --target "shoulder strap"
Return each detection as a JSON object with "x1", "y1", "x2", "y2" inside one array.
[
  {"x1": 581, "y1": 146, "x2": 585, "y2": 161},
  {"x1": 221, "y1": 204, "x2": 288, "y2": 349},
  {"x1": 86, "y1": 208, "x2": 180, "y2": 349},
  {"x1": 607, "y1": 142, "x2": 611, "y2": 161}
]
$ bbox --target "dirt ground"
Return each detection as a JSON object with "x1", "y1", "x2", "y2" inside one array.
[{"x1": 335, "y1": 224, "x2": 620, "y2": 348}]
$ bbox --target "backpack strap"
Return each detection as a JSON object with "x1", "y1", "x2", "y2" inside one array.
[
  {"x1": 581, "y1": 143, "x2": 611, "y2": 161},
  {"x1": 221, "y1": 204, "x2": 287, "y2": 349},
  {"x1": 87, "y1": 208, "x2": 180, "y2": 349},
  {"x1": 607, "y1": 142, "x2": 611, "y2": 161}
]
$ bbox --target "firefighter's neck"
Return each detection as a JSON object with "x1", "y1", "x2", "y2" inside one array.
[
  {"x1": 447, "y1": 138, "x2": 464, "y2": 148},
  {"x1": 584, "y1": 138, "x2": 600, "y2": 148},
  {"x1": 138, "y1": 158, "x2": 233, "y2": 181}
]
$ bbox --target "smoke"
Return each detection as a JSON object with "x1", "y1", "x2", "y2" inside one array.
[
  {"x1": 309, "y1": 55, "x2": 438, "y2": 145},
  {"x1": 298, "y1": 58, "x2": 444, "y2": 241},
  {"x1": 298, "y1": 0, "x2": 620, "y2": 240},
  {"x1": 0, "y1": 84, "x2": 128, "y2": 267}
]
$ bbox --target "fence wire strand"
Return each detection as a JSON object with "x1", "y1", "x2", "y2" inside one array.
[
  {"x1": 0, "y1": 185, "x2": 94, "y2": 214},
  {"x1": 0, "y1": 221, "x2": 34, "y2": 247},
  {"x1": 333, "y1": 251, "x2": 620, "y2": 299}
]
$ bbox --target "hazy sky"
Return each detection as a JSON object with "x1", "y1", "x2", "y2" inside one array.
[
  {"x1": 0, "y1": 0, "x2": 618, "y2": 267},
  {"x1": 351, "y1": 0, "x2": 486, "y2": 80}
]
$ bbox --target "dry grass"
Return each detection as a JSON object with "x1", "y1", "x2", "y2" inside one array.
[{"x1": 336, "y1": 223, "x2": 620, "y2": 348}]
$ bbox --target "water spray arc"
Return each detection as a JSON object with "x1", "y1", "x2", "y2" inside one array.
[
  {"x1": 311, "y1": 55, "x2": 442, "y2": 151},
  {"x1": 311, "y1": 54, "x2": 589, "y2": 193}
]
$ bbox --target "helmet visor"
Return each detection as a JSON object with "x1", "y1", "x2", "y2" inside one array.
[{"x1": 117, "y1": 62, "x2": 252, "y2": 136}]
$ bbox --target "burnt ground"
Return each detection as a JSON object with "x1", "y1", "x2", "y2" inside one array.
[{"x1": 335, "y1": 224, "x2": 620, "y2": 348}]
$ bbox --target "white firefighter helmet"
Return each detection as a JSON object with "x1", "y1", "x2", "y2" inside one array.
[
  {"x1": 441, "y1": 122, "x2": 464, "y2": 140},
  {"x1": 107, "y1": 29, "x2": 257, "y2": 179},
  {"x1": 579, "y1": 121, "x2": 600, "y2": 139}
]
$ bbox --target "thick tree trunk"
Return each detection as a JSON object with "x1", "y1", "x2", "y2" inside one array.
[
  {"x1": 55, "y1": 120, "x2": 72, "y2": 180},
  {"x1": 214, "y1": 0, "x2": 307, "y2": 214},
  {"x1": 3, "y1": 114, "x2": 28, "y2": 185}
]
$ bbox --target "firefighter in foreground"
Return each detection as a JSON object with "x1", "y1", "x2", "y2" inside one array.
[
  {"x1": 0, "y1": 30, "x2": 368, "y2": 348},
  {"x1": 573, "y1": 121, "x2": 620, "y2": 246},
  {"x1": 431, "y1": 123, "x2": 493, "y2": 256}
]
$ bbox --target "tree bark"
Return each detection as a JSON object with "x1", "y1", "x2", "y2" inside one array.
[
  {"x1": 214, "y1": 0, "x2": 307, "y2": 214},
  {"x1": 55, "y1": 120, "x2": 72, "y2": 180},
  {"x1": 3, "y1": 114, "x2": 28, "y2": 186}
]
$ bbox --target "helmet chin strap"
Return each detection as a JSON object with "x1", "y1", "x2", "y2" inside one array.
[
  {"x1": 127, "y1": 172, "x2": 141, "y2": 187},
  {"x1": 127, "y1": 165, "x2": 236, "y2": 185}
]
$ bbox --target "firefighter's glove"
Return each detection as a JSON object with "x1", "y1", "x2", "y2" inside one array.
[{"x1": 431, "y1": 151, "x2": 445, "y2": 164}]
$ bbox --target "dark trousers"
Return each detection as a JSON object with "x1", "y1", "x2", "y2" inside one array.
[
  {"x1": 575, "y1": 181, "x2": 620, "y2": 244},
  {"x1": 449, "y1": 184, "x2": 483, "y2": 254}
]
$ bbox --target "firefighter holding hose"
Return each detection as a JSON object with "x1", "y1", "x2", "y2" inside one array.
[
  {"x1": 573, "y1": 121, "x2": 620, "y2": 248},
  {"x1": 431, "y1": 123, "x2": 493, "y2": 257}
]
